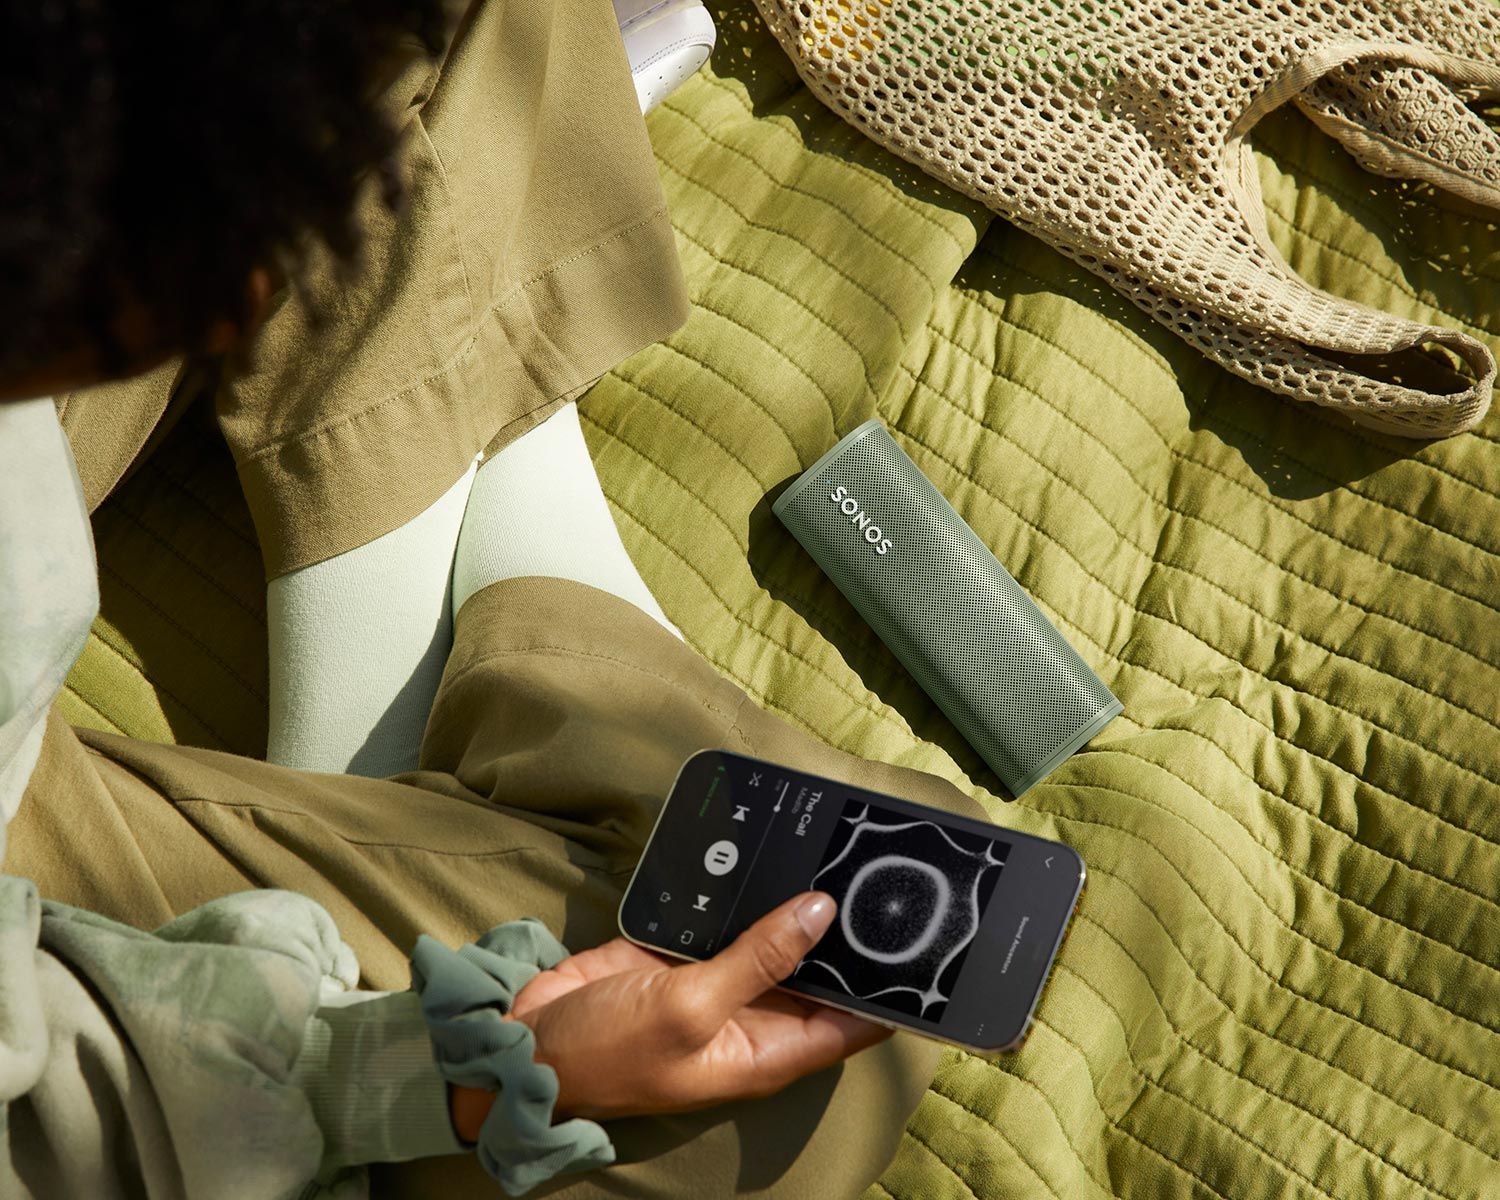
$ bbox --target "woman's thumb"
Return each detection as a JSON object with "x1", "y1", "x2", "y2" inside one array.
[{"x1": 693, "y1": 892, "x2": 836, "y2": 1017}]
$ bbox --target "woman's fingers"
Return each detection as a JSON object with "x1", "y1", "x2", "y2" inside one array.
[
  {"x1": 731, "y1": 1005, "x2": 894, "y2": 1097},
  {"x1": 678, "y1": 892, "x2": 837, "y2": 1025},
  {"x1": 509, "y1": 909, "x2": 890, "y2": 1119}
]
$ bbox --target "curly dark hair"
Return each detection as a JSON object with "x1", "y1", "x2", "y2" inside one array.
[{"x1": 0, "y1": 0, "x2": 450, "y2": 376}]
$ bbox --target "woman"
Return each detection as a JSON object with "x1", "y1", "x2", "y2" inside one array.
[{"x1": 0, "y1": 1, "x2": 985, "y2": 1196}]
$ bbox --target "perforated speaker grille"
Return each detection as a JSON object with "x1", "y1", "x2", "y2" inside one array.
[{"x1": 774, "y1": 420, "x2": 1120, "y2": 795}]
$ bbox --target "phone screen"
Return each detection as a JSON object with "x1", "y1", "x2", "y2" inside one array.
[{"x1": 619, "y1": 750, "x2": 1084, "y2": 1051}]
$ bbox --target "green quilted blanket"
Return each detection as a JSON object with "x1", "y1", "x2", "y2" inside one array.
[{"x1": 63, "y1": 7, "x2": 1499, "y2": 1197}]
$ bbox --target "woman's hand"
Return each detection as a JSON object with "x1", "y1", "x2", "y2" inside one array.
[{"x1": 450, "y1": 892, "x2": 889, "y2": 1134}]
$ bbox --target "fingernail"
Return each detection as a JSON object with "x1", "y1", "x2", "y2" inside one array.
[{"x1": 795, "y1": 892, "x2": 835, "y2": 939}]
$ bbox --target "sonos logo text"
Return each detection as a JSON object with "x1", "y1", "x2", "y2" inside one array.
[{"x1": 829, "y1": 486, "x2": 893, "y2": 555}]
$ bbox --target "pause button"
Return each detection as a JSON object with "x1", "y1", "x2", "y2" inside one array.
[{"x1": 704, "y1": 840, "x2": 739, "y2": 876}]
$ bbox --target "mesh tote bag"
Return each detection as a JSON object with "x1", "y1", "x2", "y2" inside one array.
[{"x1": 754, "y1": 0, "x2": 1500, "y2": 437}]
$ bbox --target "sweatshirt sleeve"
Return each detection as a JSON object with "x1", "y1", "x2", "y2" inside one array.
[
  {"x1": 0, "y1": 395, "x2": 461, "y2": 1196},
  {"x1": 0, "y1": 879, "x2": 462, "y2": 1199}
]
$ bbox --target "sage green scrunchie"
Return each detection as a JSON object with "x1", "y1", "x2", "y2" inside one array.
[{"x1": 410, "y1": 919, "x2": 615, "y2": 1196}]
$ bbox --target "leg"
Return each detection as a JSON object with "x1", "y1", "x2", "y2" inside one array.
[
  {"x1": 267, "y1": 398, "x2": 677, "y2": 777},
  {"x1": 452, "y1": 403, "x2": 678, "y2": 634},
  {"x1": 266, "y1": 459, "x2": 478, "y2": 776},
  {"x1": 11, "y1": 578, "x2": 978, "y2": 1197},
  {"x1": 56, "y1": 4, "x2": 694, "y2": 782},
  {"x1": 243, "y1": 0, "x2": 689, "y2": 775}
]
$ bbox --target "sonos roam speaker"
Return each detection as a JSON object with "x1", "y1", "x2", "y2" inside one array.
[{"x1": 773, "y1": 419, "x2": 1120, "y2": 796}]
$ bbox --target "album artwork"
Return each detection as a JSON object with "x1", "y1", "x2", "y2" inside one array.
[{"x1": 794, "y1": 799, "x2": 1008, "y2": 1020}]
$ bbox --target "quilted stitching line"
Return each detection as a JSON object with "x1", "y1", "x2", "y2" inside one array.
[
  {"x1": 892, "y1": 414, "x2": 1500, "y2": 834},
  {"x1": 949, "y1": 1037, "x2": 1239, "y2": 1200},
  {"x1": 1259, "y1": 198, "x2": 1500, "y2": 340},
  {"x1": 1202, "y1": 403, "x2": 1498, "y2": 556},
  {"x1": 582, "y1": 403, "x2": 763, "y2": 554},
  {"x1": 595, "y1": 468, "x2": 927, "y2": 727},
  {"x1": 150, "y1": 462, "x2": 261, "y2": 553},
  {"x1": 657, "y1": 100, "x2": 946, "y2": 305},
  {"x1": 647, "y1": 342, "x2": 797, "y2": 471},
  {"x1": 669, "y1": 168, "x2": 900, "y2": 399},
  {"x1": 888, "y1": 327, "x2": 942, "y2": 434},
  {"x1": 604, "y1": 502, "x2": 926, "y2": 758},
  {"x1": 1065, "y1": 913, "x2": 1488, "y2": 1199},
  {"x1": 1063, "y1": 777, "x2": 1499, "y2": 1036},
  {"x1": 665, "y1": 218, "x2": 881, "y2": 406},
  {"x1": 1121, "y1": 698, "x2": 1500, "y2": 904},
  {"x1": 970, "y1": 242, "x2": 1499, "y2": 498},
  {"x1": 1055, "y1": 954, "x2": 1450, "y2": 1200},
  {"x1": 102, "y1": 498, "x2": 262, "y2": 620},
  {"x1": 958, "y1": 268, "x2": 1500, "y2": 559},
  {"x1": 693, "y1": 72, "x2": 977, "y2": 256},
  {"x1": 1069, "y1": 835, "x2": 1500, "y2": 1135},
  {"x1": 898, "y1": 1118, "x2": 996, "y2": 1200},
  {"x1": 1066, "y1": 812, "x2": 1500, "y2": 1091},
  {"x1": 1035, "y1": 991, "x2": 1338, "y2": 1200},
  {"x1": 83, "y1": 616, "x2": 234, "y2": 749},
  {"x1": 658, "y1": 156, "x2": 912, "y2": 343},
  {"x1": 928, "y1": 1059, "x2": 1116, "y2": 1198},
  {"x1": 914, "y1": 313, "x2": 1500, "y2": 656},
  {"x1": 1107, "y1": 734, "x2": 1499, "y2": 933},
  {"x1": 1177, "y1": 420, "x2": 1500, "y2": 612},
  {"x1": 1177, "y1": 443, "x2": 1500, "y2": 623},
  {"x1": 60, "y1": 676, "x2": 126, "y2": 735},
  {"x1": 967, "y1": 235, "x2": 1499, "y2": 494},
  {"x1": 97, "y1": 560, "x2": 267, "y2": 702},
  {"x1": 661, "y1": 291, "x2": 831, "y2": 425}
]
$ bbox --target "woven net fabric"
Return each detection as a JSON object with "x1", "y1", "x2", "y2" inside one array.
[{"x1": 752, "y1": 0, "x2": 1500, "y2": 437}]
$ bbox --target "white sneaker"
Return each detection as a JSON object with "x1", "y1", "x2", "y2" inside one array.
[{"x1": 614, "y1": 0, "x2": 716, "y2": 114}]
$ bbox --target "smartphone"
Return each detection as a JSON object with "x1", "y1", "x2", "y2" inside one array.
[{"x1": 619, "y1": 749, "x2": 1084, "y2": 1052}]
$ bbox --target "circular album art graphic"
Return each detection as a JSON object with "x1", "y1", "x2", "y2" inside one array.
[{"x1": 794, "y1": 799, "x2": 1007, "y2": 1020}]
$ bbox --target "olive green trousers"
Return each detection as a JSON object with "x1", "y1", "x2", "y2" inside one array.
[
  {"x1": 10, "y1": 577, "x2": 988, "y2": 1197},
  {"x1": 57, "y1": 0, "x2": 690, "y2": 580}
]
